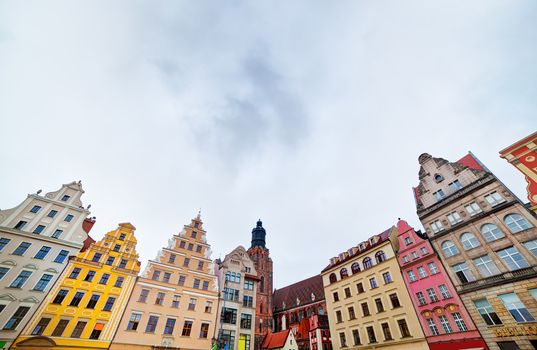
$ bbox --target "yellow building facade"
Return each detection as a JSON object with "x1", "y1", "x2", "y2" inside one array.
[{"x1": 12, "y1": 223, "x2": 140, "y2": 350}]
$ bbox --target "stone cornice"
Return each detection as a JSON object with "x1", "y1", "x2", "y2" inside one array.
[
  {"x1": 0, "y1": 226, "x2": 83, "y2": 249},
  {"x1": 459, "y1": 266, "x2": 537, "y2": 294}
]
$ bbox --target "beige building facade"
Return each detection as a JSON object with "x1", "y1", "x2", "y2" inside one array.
[
  {"x1": 110, "y1": 214, "x2": 219, "y2": 350},
  {"x1": 321, "y1": 227, "x2": 428, "y2": 350},
  {"x1": 415, "y1": 153, "x2": 537, "y2": 350},
  {"x1": 215, "y1": 245, "x2": 258, "y2": 350},
  {"x1": 0, "y1": 181, "x2": 93, "y2": 349}
]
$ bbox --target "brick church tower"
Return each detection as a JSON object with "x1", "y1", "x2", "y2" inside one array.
[{"x1": 247, "y1": 220, "x2": 273, "y2": 349}]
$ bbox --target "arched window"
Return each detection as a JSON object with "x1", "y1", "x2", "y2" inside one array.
[
  {"x1": 441, "y1": 240, "x2": 459, "y2": 257},
  {"x1": 260, "y1": 276, "x2": 264, "y2": 293},
  {"x1": 225, "y1": 272, "x2": 231, "y2": 281},
  {"x1": 363, "y1": 257, "x2": 373, "y2": 269},
  {"x1": 231, "y1": 272, "x2": 236, "y2": 282},
  {"x1": 504, "y1": 214, "x2": 532, "y2": 233},
  {"x1": 375, "y1": 251, "x2": 386, "y2": 263},
  {"x1": 329, "y1": 273, "x2": 337, "y2": 284},
  {"x1": 480, "y1": 223, "x2": 504, "y2": 242},
  {"x1": 351, "y1": 262, "x2": 361, "y2": 274},
  {"x1": 340, "y1": 268, "x2": 348, "y2": 279},
  {"x1": 460, "y1": 232, "x2": 480, "y2": 250},
  {"x1": 318, "y1": 306, "x2": 324, "y2": 315}
]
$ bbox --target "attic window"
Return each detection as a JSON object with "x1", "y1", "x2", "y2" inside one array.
[{"x1": 434, "y1": 174, "x2": 444, "y2": 183}]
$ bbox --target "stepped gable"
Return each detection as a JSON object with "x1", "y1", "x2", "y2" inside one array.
[{"x1": 273, "y1": 275, "x2": 324, "y2": 312}]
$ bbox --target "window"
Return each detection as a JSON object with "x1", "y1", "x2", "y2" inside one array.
[
  {"x1": 205, "y1": 301, "x2": 213, "y2": 313},
  {"x1": 411, "y1": 251, "x2": 418, "y2": 259},
  {"x1": 452, "y1": 312, "x2": 467, "y2": 331},
  {"x1": 145, "y1": 315, "x2": 159, "y2": 333},
  {"x1": 361, "y1": 302, "x2": 370, "y2": 316},
  {"x1": 2, "y1": 306, "x2": 29, "y2": 330},
  {"x1": 10, "y1": 270, "x2": 32, "y2": 288},
  {"x1": 481, "y1": 224, "x2": 504, "y2": 242},
  {"x1": 499, "y1": 293, "x2": 535, "y2": 322},
  {"x1": 428, "y1": 262, "x2": 439, "y2": 274},
  {"x1": 61, "y1": 195, "x2": 70, "y2": 201},
  {"x1": 52, "y1": 229, "x2": 63, "y2": 239},
  {"x1": 497, "y1": 341, "x2": 522, "y2": 350},
  {"x1": 351, "y1": 262, "x2": 360, "y2": 274},
  {"x1": 71, "y1": 321, "x2": 87, "y2": 338},
  {"x1": 438, "y1": 284, "x2": 451, "y2": 299},
  {"x1": 402, "y1": 255, "x2": 409, "y2": 263},
  {"x1": 357, "y1": 282, "x2": 364, "y2": 293},
  {"x1": 64, "y1": 214, "x2": 74, "y2": 222},
  {"x1": 34, "y1": 246, "x2": 51, "y2": 259},
  {"x1": 474, "y1": 255, "x2": 500, "y2": 277},
  {"x1": 191, "y1": 230, "x2": 197, "y2": 238},
  {"x1": 33, "y1": 274, "x2": 53, "y2": 291},
  {"x1": 442, "y1": 240, "x2": 459, "y2": 257},
  {"x1": 375, "y1": 298, "x2": 384, "y2": 313},
  {"x1": 14, "y1": 221, "x2": 27, "y2": 230},
  {"x1": 408, "y1": 270, "x2": 417, "y2": 282},
  {"x1": 164, "y1": 318, "x2": 176, "y2": 334},
  {"x1": 329, "y1": 273, "x2": 337, "y2": 283},
  {"x1": 155, "y1": 292, "x2": 165, "y2": 305},
  {"x1": 182, "y1": 320, "x2": 193, "y2": 336},
  {"x1": 336, "y1": 310, "x2": 343, "y2": 323},
  {"x1": 0, "y1": 238, "x2": 11, "y2": 251},
  {"x1": 33, "y1": 225, "x2": 46, "y2": 234},
  {"x1": 344, "y1": 287, "x2": 351, "y2": 298},
  {"x1": 114, "y1": 276, "x2": 124, "y2": 287},
  {"x1": 447, "y1": 211, "x2": 462, "y2": 225},
  {"x1": 30, "y1": 205, "x2": 42, "y2": 213},
  {"x1": 243, "y1": 296, "x2": 253, "y2": 308},
  {"x1": 188, "y1": 298, "x2": 196, "y2": 311},
  {"x1": 524, "y1": 239, "x2": 537, "y2": 257},
  {"x1": 383, "y1": 271, "x2": 392, "y2": 284},
  {"x1": 119, "y1": 233, "x2": 126, "y2": 240},
  {"x1": 474, "y1": 299, "x2": 502, "y2": 325},
  {"x1": 416, "y1": 292, "x2": 427, "y2": 305},
  {"x1": 193, "y1": 278, "x2": 201, "y2": 289},
  {"x1": 421, "y1": 247, "x2": 428, "y2": 255},
  {"x1": 105, "y1": 256, "x2": 115, "y2": 266},
  {"x1": 163, "y1": 272, "x2": 171, "y2": 283},
  {"x1": 0, "y1": 267, "x2": 9, "y2": 280},
  {"x1": 127, "y1": 312, "x2": 141, "y2": 330},
  {"x1": 183, "y1": 258, "x2": 190, "y2": 267},
  {"x1": 12, "y1": 242, "x2": 31, "y2": 256},
  {"x1": 169, "y1": 254, "x2": 176, "y2": 263},
  {"x1": 87, "y1": 294, "x2": 100, "y2": 309},
  {"x1": 103, "y1": 296, "x2": 116, "y2": 311},
  {"x1": 200, "y1": 323, "x2": 210, "y2": 338},
  {"x1": 485, "y1": 192, "x2": 505, "y2": 207},
  {"x1": 32, "y1": 317, "x2": 51, "y2": 335},
  {"x1": 223, "y1": 288, "x2": 239, "y2": 302},
  {"x1": 69, "y1": 291, "x2": 85, "y2": 306},
  {"x1": 84, "y1": 270, "x2": 96, "y2": 282},
  {"x1": 352, "y1": 329, "x2": 361, "y2": 345},
  {"x1": 504, "y1": 213, "x2": 532, "y2": 233},
  {"x1": 90, "y1": 324, "x2": 104, "y2": 340},
  {"x1": 405, "y1": 237, "x2": 413, "y2": 245},
  {"x1": 498, "y1": 247, "x2": 530, "y2": 271},
  {"x1": 333, "y1": 292, "x2": 339, "y2": 302},
  {"x1": 465, "y1": 202, "x2": 482, "y2": 216},
  {"x1": 170, "y1": 294, "x2": 180, "y2": 308},
  {"x1": 366, "y1": 326, "x2": 376, "y2": 343},
  {"x1": 427, "y1": 288, "x2": 439, "y2": 302},
  {"x1": 427, "y1": 318, "x2": 440, "y2": 335},
  {"x1": 449, "y1": 179, "x2": 462, "y2": 190},
  {"x1": 47, "y1": 210, "x2": 58, "y2": 218},
  {"x1": 375, "y1": 251, "x2": 386, "y2": 263},
  {"x1": 453, "y1": 263, "x2": 475, "y2": 284},
  {"x1": 434, "y1": 189, "x2": 446, "y2": 201},
  {"x1": 431, "y1": 220, "x2": 444, "y2": 233},
  {"x1": 196, "y1": 245, "x2": 203, "y2": 253},
  {"x1": 369, "y1": 277, "x2": 378, "y2": 289},
  {"x1": 69, "y1": 267, "x2": 81, "y2": 279},
  {"x1": 348, "y1": 306, "x2": 356, "y2": 320},
  {"x1": 118, "y1": 259, "x2": 127, "y2": 269},
  {"x1": 51, "y1": 319, "x2": 70, "y2": 336},
  {"x1": 52, "y1": 289, "x2": 69, "y2": 304},
  {"x1": 244, "y1": 280, "x2": 254, "y2": 290},
  {"x1": 339, "y1": 332, "x2": 347, "y2": 347},
  {"x1": 439, "y1": 315, "x2": 453, "y2": 333},
  {"x1": 138, "y1": 289, "x2": 149, "y2": 303},
  {"x1": 240, "y1": 313, "x2": 252, "y2": 329},
  {"x1": 178, "y1": 275, "x2": 186, "y2": 286},
  {"x1": 460, "y1": 232, "x2": 480, "y2": 250},
  {"x1": 52, "y1": 250, "x2": 69, "y2": 264},
  {"x1": 179, "y1": 241, "x2": 186, "y2": 248},
  {"x1": 397, "y1": 319, "x2": 411, "y2": 337},
  {"x1": 187, "y1": 243, "x2": 193, "y2": 251},
  {"x1": 390, "y1": 293, "x2": 401, "y2": 308},
  {"x1": 152, "y1": 270, "x2": 161, "y2": 281},
  {"x1": 381, "y1": 322, "x2": 393, "y2": 340},
  {"x1": 340, "y1": 268, "x2": 348, "y2": 279},
  {"x1": 363, "y1": 257, "x2": 373, "y2": 269},
  {"x1": 417, "y1": 266, "x2": 427, "y2": 278},
  {"x1": 113, "y1": 244, "x2": 121, "y2": 252},
  {"x1": 91, "y1": 253, "x2": 102, "y2": 262}
]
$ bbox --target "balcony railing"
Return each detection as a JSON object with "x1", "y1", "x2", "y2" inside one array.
[{"x1": 460, "y1": 266, "x2": 537, "y2": 294}]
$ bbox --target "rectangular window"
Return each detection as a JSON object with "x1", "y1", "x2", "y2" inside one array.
[
  {"x1": 449, "y1": 179, "x2": 463, "y2": 191},
  {"x1": 52, "y1": 289, "x2": 69, "y2": 304},
  {"x1": 421, "y1": 247, "x2": 428, "y2": 255},
  {"x1": 84, "y1": 270, "x2": 96, "y2": 282},
  {"x1": 452, "y1": 312, "x2": 468, "y2": 331},
  {"x1": 178, "y1": 275, "x2": 186, "y2": 286},
  {"x1": 164, "y1": 318, "x2": 176, "y2": 334},
  {"x1": 163, "y1": 272, "x2": 171, "y2": 283},
  {"x1": 3, "y1": 306, "x2": 30, "y2": 330},
  {"x1": 474, "y1": 299, "x2": 502, "y2": 325},
  {"x1": 221, "y1": 307, "x2": 238, "y2": 324},
  {"x1": 103, "y1": 297, "x2": 116, "y2": 311},
  {"x1": 405, "y1": 237, "x2": 413, "y2": 245},
  {"x1": 0, "y1": 238, "x2": 11, "y2": 252},
  {"x1": 243, "y1": 296, "x2": 253, "y2": 308},
  {"x1": 14, "y1": 220, "x2": 28, "y2": 230},
  {"x1": 90, "y1": 324, "x2": 104, "y2": 339},
  {"x1": 33, "y1": 274, "x2": 53, "y2": 291},
  {"x1": 339, "y1": 332, "x2": 347, "y2": 347},
  {"x1": 69, "y1": 267, "x2": 81, "y2": 279},
  {"x1": 383, "y1": 272, "x2": 392, "y2": 284},
  {"x1": 200, "y1": 323, "x2": 210, "y2": 338},
  {"x1": 197, "y1": 261, "x2": 204, "y2": 270},
  {"x1": 431, "y1": 220, "x2": 444, "y2": 233},
  {"x1": 416, "y1": 292, "x2": 427, "y2": 305},
  {"x1": 439, "y1": 315, "x2": 453, "y2": 333},
  {"x1": 145, "y1": 315, "x2": 159, "y2": 333},
  {"x1": 86, "y1": 294, "x2": 100, "y2": 309},
  {"x1": 188, "y1": 243, "x2": 193, "y2": 250},
  {"x1": 428, "y1": 262, "x2": 439, "y2": 274},
  {"x1": 390, "y1": 293, "x2": 401, "y2": 308},
  {"x1": 402, "y1": 255, "x2": 409, "y2": 263},
  {"x1": 417, "y1": 266, "x2": 427, "y2": 278},
  {"x1": 179, "y1": 241, "x2": 186, "y2": 248},
  {"x1": 64, "y1": 214, "x2": 74, "y2": 222},
  {"x1": 172, "y1": 295, "x2": 180, "y2": 308},
  {"x1": 48, "y1": 210, "x2": 58, "y2": 218},
  {"x1": 427, "y1": 318, "x2": 440, "y2": 336},
  {"x1": 52, "y1": 250, "x2": 69, "y2": 264},
  {"x1": 182, "y1": 320, "x2": 193, "y2": 336},
  {"x1": 348, "y1": 306, "x2": 356, "y2": 320},
  {"x1": 335, "y1": 310, "x2": 343, "y2": 323},
  {"x1": 369, "y1": 277, "x2": 377, "y2": 289},
  {"x1": 155, "y1": 292, "x2": 165, "y2": 305},
  {"x1": 33, "y1": 225, "x2": 46, "y2": 234},
  {"x1": 352, "y1": 329, "x2": 361, "y2": 345},
  {"x1": 224, "y1": 288, "x2": 239, "y2": 302},
  {"x1": 357, "y1": 283, "x2": 364, "y2": 293},
  {"x1": 193, "y1": 279, "x2": 200, "y2": 289},
  {"x1": 10, "y1": 270, "x2": 32, "y2": 288},
  {"x1": 434, "y1": 189, "x2": 446, "y2": 201},
  {"x1": 344, "y1": 287, "x2": 351, "y2": 298},
  {"x1": 240, "y1": 313, "x2": 252, "y2": 329},
  {"x1": 152, "y1": 270, "x2": 161, "y2": 281},
  {"x1": 205, "y1": 301, "x2": 213, "y2": 313},
  {"x1": 381, "y1": 322, "x2": 393, "y2": 340},
  {"x1": 474, "y1": 255, "x2": 501, "y2": 277},
  {"x1": 70, "y1": 321, "x2": 87, "y2": 338},
  {"x1": 244, "y1": 280, "x2": 254, "y2": 290},
  {"x1": 361, "y1": 302, "x2": 370, "y2": 316},
  {"x1": 30, "y1": 205, "x2": 41, "y2": 213},
  {"x1": 138, "y1": 289, "x2": 149, "y2": 303},
  {"x1": 33, "y1": 246, "x2": 51, "y2": 260},
  {"x1": 119, "y1": 233, "x2": 126, "y2": 241},
  {"x1": 524, "y1": 240, "x2": 537, "y2": 257},
  {"x1": 427, "y1": 288, "x2": 439, "y2": 302},
  {"x1": 127, "y1": 313, "x2": 141, "y2": 330},
  {"x1": 0, "y1": 267, "x2": 9, "y2": 280},
  {"x1": 485, "y1": 192, "x2": 505, "y2": 207},
  {"x1": 447, "y1": 211, "x2": 462, "y2": 225},
  {"x1": 12, "y1": 242, "x2": 31, "y2": 256},
  {"x1": 438, "y1": 284, "x2": 451, "y2": 299},
  {"x1": 196, "y1": 245, "x2": 203, "y2": 253},
  {"x1": 333, "y1": 292, "x2": 339, "y2": 302},
  {"x1": 105, "y1": 256, "x2": 115, "y2": 266},
  {"x1": 114, "y1": 276, "x2": 124, "y2": 287},
  {"x1": 32, "y1": 317, "x2": 51, "y2": 335},
  {"x1": 498, "y1": 247, "x2": 530, "y2": 271},
  {"x1": 499, "y1": 293, "x2": 535, "y2": 322},
  {"x1": 453, "y1": 262, "x2": 476, "y2": 284},
  {"x1": 408, "y1": 270, "x2": 417, "y2": 282},
  {"x1": 51, "y1": 319, "x2": 69, "y2": 336},
  {"x1": 113, "y1": 244, "x2": 121, "y2": 252},
  {"x1": 168, "y1": 254, "x2": 176, "y2": 263},
  {"x1": 91, "y1": 253, "x2": 102, "y2": 263},
  {"x1": 183, "y1": 258, "x2": 190, "y2": 267},
  {"x1": 61, "y1": 195, "x2": 70, "y2": 201},
  {"x1": 366, "y1": 326, "x2": 376, "y2": 343},
  {"x1": 99, "y1": 273, "x2": 110, "y2": 285},
  {"x1": 375, "y1": 298, "x2": 384, "y2": 313},
  {"x1": 465, "y1": 202, "x2": 482, "y2": 216},
  {"x1": 52, "y1": 229, "x2": 63, "y2": 239},
  {"x1": 412, "y1": 251, "x2": 418, "y2": 259},
  {"x1": 202, "y1": 280, "x2": 209, "y2": 290},
  {"x1": 497, "y1": 341, "x2": 522, "y2": 350},
  {"x1": 397, "y1": 319, "x2": 411, "y2": 338},
  {"x1": 188, "y1": 298, "x2": 196, "y2": 311}
]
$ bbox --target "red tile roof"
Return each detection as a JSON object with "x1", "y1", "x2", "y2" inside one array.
[
  {"x1": 261, "y1": 329, "x2": 290, "y2": 349},
  {"x1": 456, "y1": 153, "x2": 484, "y2": 171},
  {"x1": 273, "y1": 275, "x2": 324, "y2": 312}
]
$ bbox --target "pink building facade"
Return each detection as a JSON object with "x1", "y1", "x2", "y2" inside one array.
[{"x1": 396, "y1": 219, "x2": 487, "y2": 350}]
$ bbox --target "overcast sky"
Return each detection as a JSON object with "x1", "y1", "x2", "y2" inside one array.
[{"x1": 1, "y1": 1, "x2": 536, "y2": 289}]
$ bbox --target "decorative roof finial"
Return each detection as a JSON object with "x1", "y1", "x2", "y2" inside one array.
[{"x1": 197, "y1": 209, "x2": 201, "y2": 220}]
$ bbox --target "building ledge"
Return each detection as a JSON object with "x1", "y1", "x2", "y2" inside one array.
[{"x1": 459, "y1": 266, "x2": 537, "y2": 294}]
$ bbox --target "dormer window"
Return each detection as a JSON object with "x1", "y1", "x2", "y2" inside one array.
[
  {"x1": 434, "y1": 174, "x2": 444, "y2": 183},
  {"x1": 449, "y1": 180, "x2": 463, "y2": 191},
  {"x1": 61, "y1": 195, "x2": 70, "y2": 202}
]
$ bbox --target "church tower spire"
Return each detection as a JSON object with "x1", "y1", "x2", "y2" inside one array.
[{"x1": 251, "y1": 219, "x2": 267, "y2": 249}]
